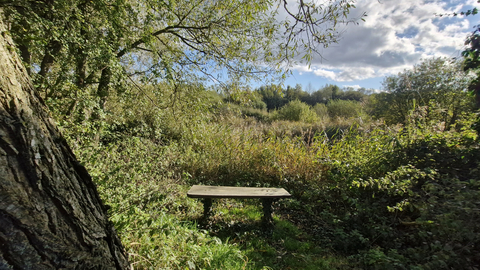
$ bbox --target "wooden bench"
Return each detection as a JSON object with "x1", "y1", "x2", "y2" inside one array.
[{"x1": 187, "y1": 185, "x2": 291, "y2": 226}]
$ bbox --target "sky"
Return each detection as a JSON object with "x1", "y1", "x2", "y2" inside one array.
[{"x1": 279, "y1": 0, "x2": 479, "y2": 92}]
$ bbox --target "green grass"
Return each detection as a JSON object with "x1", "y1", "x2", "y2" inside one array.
[
  {"x1": 108, "y1": 180, "x2": 347, "y2": 269},
  {"x1": 199, "y1": 199, "x2": 348, "y2": 270}
]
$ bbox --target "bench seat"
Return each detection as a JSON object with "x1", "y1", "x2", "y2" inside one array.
[
  {"x1": 187, "y1": 185, "x2": 291, "y2": 227},
  {"x1": 187, "y1": 185, "x2": 291, "y2": 199}
]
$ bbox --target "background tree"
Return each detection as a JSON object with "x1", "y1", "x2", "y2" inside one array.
[
  {"x1": 461, "y1": 14, "x2": 480, "y2": 133},
  {"x1": 256, "y1": 84, "x2": 288, "y2": 111},
  {"x1": 372, "y1": 57, "x2": 474, "y2": 127},
  {"x1": 339, "y1": 87, "x2": 366, "y2": 102},
  {"x1": 463, "y1": 24, "x2": 480, "y2": 107},
  {"x1": 315, "y1": 84, "x2": 340, "y2": 103},
  {"x1": 0, "y1": 17, "x2": 128, "y2": 268},
  {"x1": 285, "y1": 84, "x2": 309, "y2": 103}
]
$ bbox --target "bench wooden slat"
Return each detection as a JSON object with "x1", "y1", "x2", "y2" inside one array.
[{"x1": 187, "y1": 185, "x2": 291, "y2": 199}]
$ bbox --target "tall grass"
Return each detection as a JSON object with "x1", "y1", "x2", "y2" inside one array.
[{"x1": 181, "y1": 121, "x2": 325, "y2": 193}]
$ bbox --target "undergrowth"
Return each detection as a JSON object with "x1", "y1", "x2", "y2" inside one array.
[{"x1": 63, "y1": 102, "x2": 480, "y2": 269}]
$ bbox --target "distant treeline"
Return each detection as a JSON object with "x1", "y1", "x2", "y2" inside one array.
[{"x1": 254, "y1": 84, "x2": 375, "y2": 111}]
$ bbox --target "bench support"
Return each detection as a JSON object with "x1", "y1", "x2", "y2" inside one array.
[
  {"x1": 261, "y1": 198, "x2": 274, "y2": 227},
  {"x1": 203, "y1": 198, "x2": 212, "y2": 217}
]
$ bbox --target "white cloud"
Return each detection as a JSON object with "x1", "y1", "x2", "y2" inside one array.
[
  {"x1": 312, "y1": 68, "x2": 337, "y2": 80},
  {"x1": 342, "y1": 84, "x2": 361, "y2": 89},
  {"x1": 292, "y1": 0, "x2": 473, "y2": 82}
]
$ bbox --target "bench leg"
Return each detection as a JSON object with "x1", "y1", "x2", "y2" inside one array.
[
  {"x1": 261, "y1": 198, "x2": 274, "y2": 227},
  {"x1": 203, "y1": 198, "x2": 212, "y2": 218}
]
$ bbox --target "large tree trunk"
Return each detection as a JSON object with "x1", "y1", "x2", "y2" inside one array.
[{"x1": 0, "y1": 16, "x2": 129, "y2": 269}]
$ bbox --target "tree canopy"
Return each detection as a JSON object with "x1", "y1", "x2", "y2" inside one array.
[{"x1": 1, "y1": 0, "x2": 362, "y2": 117}]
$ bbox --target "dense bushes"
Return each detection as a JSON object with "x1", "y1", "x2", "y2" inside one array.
[
  {"x1": 68, "y1": 107, "x2": 479, "y2": 269},
  {"x1": 298, "y1": 116, "x2": 480, "y2": 269},
  {"x1": 57, "y1": 69, "x2": 480, "y2": 269}
]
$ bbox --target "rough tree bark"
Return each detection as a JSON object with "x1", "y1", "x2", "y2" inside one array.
[{"x1": 0, "y1": 16, "x2": 129, "y2": 269}]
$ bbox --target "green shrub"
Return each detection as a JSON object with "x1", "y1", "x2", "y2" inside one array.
[
  {"x1": 241, "y1": 107, "x2": 271, "y2": 122},
  {"x1": 327, "y1": 99, "x2": 362, "y2": 118},
  {"x1": 275, "y1": 100, "x2": 319, "y2": 123},
  {"x1": 102, "y1": 82, "x2": 221, "y2": 142},
  {"x1": 313, "y1": 103, "x2": 329, "y2": 119},
  {"x1": 251, "y1": 98, "x2": 267, "y2": 110}
]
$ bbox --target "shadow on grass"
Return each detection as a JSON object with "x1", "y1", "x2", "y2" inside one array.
[{"x1": 187, "y1": 200, "x2": 350, "y2": 270}]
